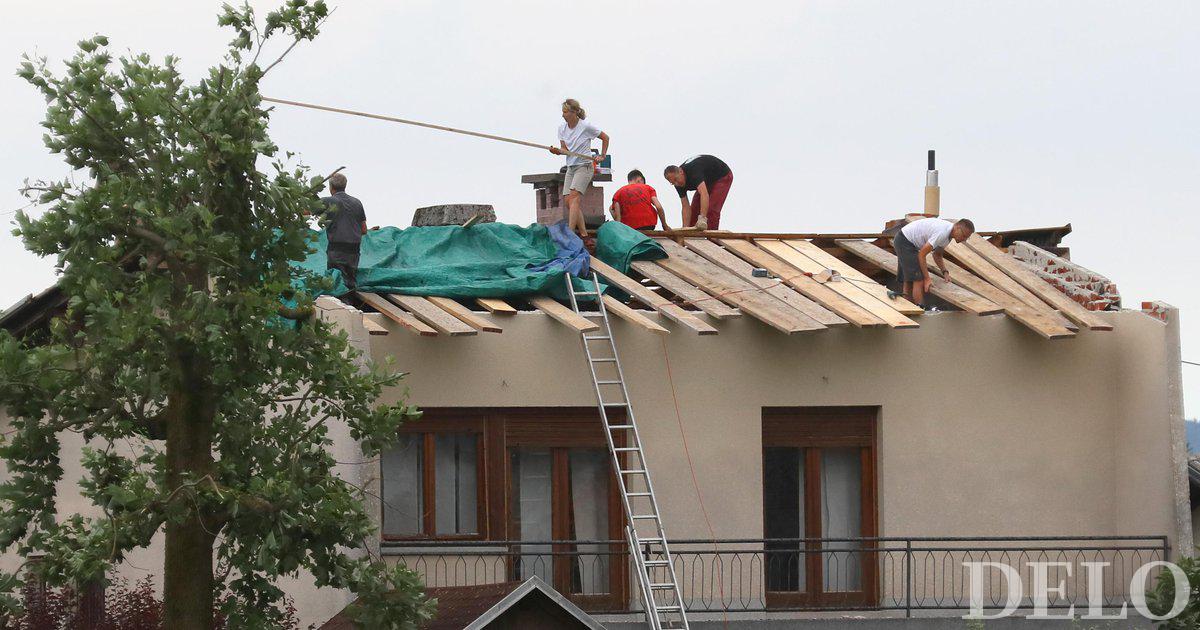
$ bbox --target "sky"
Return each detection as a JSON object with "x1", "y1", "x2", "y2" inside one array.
[{"x1": 0, "y1": 1, "x2": 1196, "y2": 414}]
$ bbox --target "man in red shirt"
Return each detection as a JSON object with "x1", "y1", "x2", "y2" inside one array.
[{"x1": 609, "y1": 169, "x2": 670, "y2": 231}]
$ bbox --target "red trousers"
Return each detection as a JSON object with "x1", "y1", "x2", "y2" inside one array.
[{"x1": 687, "y1": 172, "x2": 733, "y2": 229}]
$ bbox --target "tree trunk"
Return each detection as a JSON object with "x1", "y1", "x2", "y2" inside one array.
[{"x1": 163, "y1": 341, "x2": 217, "y2": 630}]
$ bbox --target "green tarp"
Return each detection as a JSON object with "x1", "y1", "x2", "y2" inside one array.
[
  {"x1": 593, "y1": 221, "x2": 667, "y2": 273},
  {"x1": 296, "y1": 221, "x2": 665, "y2": 300}
]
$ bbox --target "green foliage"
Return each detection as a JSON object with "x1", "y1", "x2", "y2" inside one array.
[
  {"x1": 0, "y1": 2, "x2": 432, "y2": 628},
  {"x1": 1147, "y1": 552, "x2": 1199, "y2": 629}
]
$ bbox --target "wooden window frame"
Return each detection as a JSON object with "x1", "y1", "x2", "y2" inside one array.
[
  {"x1": 382, "y1": 408, "x2": 630, "y2": 610},
  {"x1": 762, "y1": 406, "x2": 879, "y2": 609},
  {"x1": 503, "y1": 408, "x2": 629, "y2": 612},
  {"x1": 383, "y1": 415, "x2": 487, "y2": 541}
]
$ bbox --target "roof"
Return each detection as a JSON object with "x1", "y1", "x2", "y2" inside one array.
[
  {"x1": 3, "y1": 223, "x2": 1114, "y2": 344},
  {"x1": 345, "y1": 224, "x2": 1113, "y2": 342},
  {"x1": 318, "y1": 576, "x2": 604, "y2": 630}
]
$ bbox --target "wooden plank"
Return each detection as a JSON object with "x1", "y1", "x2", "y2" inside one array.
[
  {"x1": 589, "y1": 259, "x2": 718, "y2": 335},
  {"x1": 717, "y1": 238, "x2": 886, "y2": 328},
  {"x1": 756, "y1": 240, "x2": 919, "y2": 329},
  {"x1": 682, "y1": 238, "x2": 848, "y2": 327},
  {"x1": 630, "y1": 260, "x2": 741, "y2": 320},
  {"x1": 387, "y1": 295, "x2": 477, "y2": 336},
  {"x1": 783, "y1": 240, "x2": 925, "y2": 315},
  {"x1": 942, "y1": 242, "x2": 1078, "y2": 331},
  {"x1": 475, "y1": 298, "x2": 517, "y2": 315},
  {"x1": 602, "y1": 295, "x2": 669, "y2": 335},
  {"x1": 653, "y1": 239, "x2": 826, "y2": 334},
  {"x1": 354, "y1": 292, "x2": 438, "y2": 336},
  {"x1": 920, "y1": 257, "x2": 1075, "y2": 340},
  {"x1": 834, "y1": 239, "x2": 1003, "y2": 316},
  {"x1": 362, "y1": 317, "x2": 389, "y2": 336},
  {"x1": 962, "y1": 235, "x2": 1113, "y2": 331},
  {"x1": 528, "y1": 296, "x2": 600, "y2": 333},
  {"x1": 426, "y1": 296, "x2": 503, "y2": 333}
]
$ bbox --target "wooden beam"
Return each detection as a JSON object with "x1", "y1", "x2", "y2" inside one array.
[
  {"x1": 783, "y1": 239, "x2": 925, "y2": 315},
  {"x1": 475, "y1": 298, "x2": 517, "y2": 315},
  {"x1": 630, "y1": 260, "x2": 741, "y2": 320},
  {"x1": 354, "y1": 292, "x2": 438, "y2": 336},
  {"x1": 756, "y1": 240, "x2": 919, "y2": 329},
  {"x1": 602, "y1": 295, "x2": 669, "y2": 335},
  {"x1": 386, "y1": 295, "x2": 477, "y2": 336},
  {"x1": 682, "y1": 238, "x2": 848, "y2": 327},
  {"x1": 962, "y1": 235, "x2": 1113, "y2": 331},
  {"x1": 943, "y1": 242, "x2": 1078, "y2": 331},
  {"x1": 528, "y1": 296, "x2": 600, "y2": 333},
  {"x1": 589, "y1": 259, "x2": 718, "y2": 335},
  {"x1": 834, "y1": 239, "x2": 1003, "y2": 315},
  {"x1": 426, "y1": 296, "x2": 503, "y2": 333},
  {"x1": 362, "y1": 317, "x2": 389, "y2": 336},
  {"x1": 653, "y1": 239, "x2": 826, "y2": 334},
  {"x1": 920, "y1": 257, "x2": 1075, "y2": 340},
  {"x1": 717, "y1": 238, "x2": 886, "y2": 328}
]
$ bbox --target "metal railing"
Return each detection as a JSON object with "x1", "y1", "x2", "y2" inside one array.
[{"x1": 383, "y1": 536, "x2": 1170, "y2": 615}]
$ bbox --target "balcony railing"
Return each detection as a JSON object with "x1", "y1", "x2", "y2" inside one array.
[{"x1": 383, "y1": 536, "x2": 1170, "y2": 616}]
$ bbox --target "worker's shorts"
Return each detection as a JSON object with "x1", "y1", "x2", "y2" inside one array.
[
  {"x1": 562, "y1": 163, "x2": 594, "y2": 195},
  {"x1": 893, "y1": 231, "x2": 922, "y2": 284}
]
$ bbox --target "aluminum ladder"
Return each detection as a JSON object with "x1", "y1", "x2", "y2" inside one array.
[{"x1": 565, "y1": 272, "x2": 690, "y2": 630}]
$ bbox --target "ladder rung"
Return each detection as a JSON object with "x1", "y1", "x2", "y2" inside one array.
[
  {"x1": 644, "y1": 560, "x2": 669, "y2": 566},
  {"x1": 596, "y1": 380, "x2": 622, "y2": 385},
  {"x1": 591, "y1": 358, "x2": 617, "y2": 363},
  {"x1": 583, "y1": 335, "x2": 611, "y2": 341},
  {"x1": 603, "y1": 402, "x2": 628, "y2": 407},
  {"x1": 572, "y1": 290, "x2": 600, "y2": 297},
  {"x1": 657, "y1": 605, "x2": 682, "y2": 612},
  {"x1": 650, "y1": 583, "x2": 675, "y2": 589},
  {"x1": 627, "y1": 492, "x2": 652, "y2": 497},
  {"x1": 613, "y1": 447, "x2": 641, "y2": 452},
  {"x1": 632, "y1": 514, "x2": 658, "y2": 519},
  {"x1": 621, "y1": 469, "x2": 647, "y2": 475},
  {"x1": 608, "y1": 424, "x2": 634, "y2": 430},
  {"x1": 639, "y1": 537, "x2": 664, "y2": 544}
]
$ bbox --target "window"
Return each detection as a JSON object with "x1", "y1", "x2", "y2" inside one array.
[
  {"x1": 763, "y1": 407, "x2": 878, "y2": 607},
  {"x1": 378, "y1": 408, "x2": 628, "y2": 611},
  {"x1": 382, "y1": 427, "x2": 483, "y2": 539},
  {"x1": 505, "y1": 411, "x2": 627, "y2": 610}
]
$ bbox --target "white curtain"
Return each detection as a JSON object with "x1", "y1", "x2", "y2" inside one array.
[
  {"x1": 515, "y1": 448, "x2": 553, "y2": 582},
  {"x1": 381, "y1": 434, "x2": 422, "y2": 536},
  {"x1": 569, "y1": 449, "x2": 610, "y2": 594},
  {"x1": 434, "y1": 434, "x2": 478, "y2": 535},
  {"x1": 821, "y1": 447, "x2": 862, "y2": 591}
]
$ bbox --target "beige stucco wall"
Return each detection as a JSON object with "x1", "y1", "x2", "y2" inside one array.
[{"x1": 369, "y1": 307, "x2": 1185, "y2": 550}]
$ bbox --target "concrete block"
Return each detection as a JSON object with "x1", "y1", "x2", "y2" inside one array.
[{"x1": 411, "y1": 204, "x2": 496, "y2": 227}]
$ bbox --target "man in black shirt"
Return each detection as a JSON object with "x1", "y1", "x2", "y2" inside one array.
[
  {"x1": 318, "y1": 173, "x2": 367, "y2": 290},
  {"x1": 663, "y1": 154, "x2": 733, "y2": 230}
]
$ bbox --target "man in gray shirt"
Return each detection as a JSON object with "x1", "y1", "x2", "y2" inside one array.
[{"x1": 318, "y1": 173, "x2": 367, "y2": 290}]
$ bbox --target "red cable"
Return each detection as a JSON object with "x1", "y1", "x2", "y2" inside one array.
[{"x1": 659, "y1": 336, "x2": 730, "y2": 627}]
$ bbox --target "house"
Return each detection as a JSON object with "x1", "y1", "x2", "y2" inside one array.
[{"x1": 0, "y1": 221, "x2": 1190, "y2": 628}]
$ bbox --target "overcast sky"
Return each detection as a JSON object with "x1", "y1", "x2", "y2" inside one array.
[{"x1": 1, "y1": 1, "x2": 1196, "y2": 414}]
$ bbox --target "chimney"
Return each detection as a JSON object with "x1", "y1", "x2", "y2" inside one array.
[{"x1": 923, "y1": 149, "x2": 940, "y2": 216}]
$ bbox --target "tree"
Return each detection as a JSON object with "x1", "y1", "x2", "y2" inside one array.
[{"x1": 0, "y1": 2, "x2": 431, "y2": 628}]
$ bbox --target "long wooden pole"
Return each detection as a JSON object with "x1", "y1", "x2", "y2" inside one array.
[{"x1": 262, "y1": 96, "x2": 597, "y2": 161}]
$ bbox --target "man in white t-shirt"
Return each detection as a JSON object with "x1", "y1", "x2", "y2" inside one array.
[
  {"x1": 893, "y1": 217, "x2": 975, "y2": 306},
  {"x1": 549, "y1": 99, "x2": 609, "y2": 239}
]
